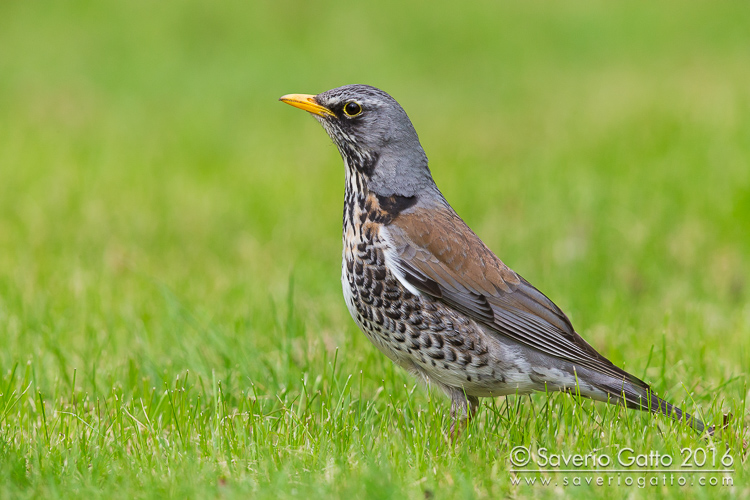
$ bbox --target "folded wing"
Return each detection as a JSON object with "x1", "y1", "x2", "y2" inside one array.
[{"x1": 384, "y1": 205, "x2": 639, "y2": 383}]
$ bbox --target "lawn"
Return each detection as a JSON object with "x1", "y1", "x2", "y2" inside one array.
[{"x1": 0, "y1": 1, "x2": 748, "y2": 498}]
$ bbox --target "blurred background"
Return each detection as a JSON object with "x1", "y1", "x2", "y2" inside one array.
[{"x1": 0, "y1": 0, "x2": 748, "y2": 418}]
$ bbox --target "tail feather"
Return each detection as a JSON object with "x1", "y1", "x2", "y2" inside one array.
[
  {"x1": 605, "y1": 375, "x2": 713, "y2": 435},
  {"x1": 625, "y1": 390, "x2": 713, "y2": 435}
]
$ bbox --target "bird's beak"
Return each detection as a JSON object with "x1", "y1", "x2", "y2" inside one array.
[{"x1": 279, "y1": 93, "x2": 335, "y2": 118}]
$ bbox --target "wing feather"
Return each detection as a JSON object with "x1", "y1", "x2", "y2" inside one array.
[{"x1": 384, "y1": 205, "x2": 634, "y2": 381}]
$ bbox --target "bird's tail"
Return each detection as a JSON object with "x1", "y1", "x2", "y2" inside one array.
[
  {"x1": 625, "y1": 389, "x2": 713, "y2": 435},
  {"x1": 606, "y1": 374, "x2": 714, "y2": 436}
]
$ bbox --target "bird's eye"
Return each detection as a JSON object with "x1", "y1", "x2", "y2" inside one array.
[{"x1": 343, "y1": 101, "x2": 363, "y2": 117}]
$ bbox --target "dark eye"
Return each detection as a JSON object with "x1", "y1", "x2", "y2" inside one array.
[{"x1": 343, "y1": 101, "x2": 363, "y2": 117}]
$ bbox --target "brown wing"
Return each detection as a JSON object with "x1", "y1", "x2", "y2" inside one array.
[{"x1": 385, "y1": 205, "x2": 631, "y2": 381}]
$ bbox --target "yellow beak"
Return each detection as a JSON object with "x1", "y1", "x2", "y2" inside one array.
[{"x1": 279, "y1": 93, "x2": 335, "y2": 118}]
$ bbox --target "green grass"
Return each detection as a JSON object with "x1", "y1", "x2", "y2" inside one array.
[{"x1": 1, "y1": 0, "x2": 749, "y2": 498}]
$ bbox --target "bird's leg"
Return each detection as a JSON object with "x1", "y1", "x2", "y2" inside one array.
[{"x1": 449, "y1": 390, "x2": 480, "y2": 440}]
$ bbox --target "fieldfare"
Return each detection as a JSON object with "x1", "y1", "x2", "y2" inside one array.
[{"x1": 280, "y1": 84, "x2": 709, "y2": 435}]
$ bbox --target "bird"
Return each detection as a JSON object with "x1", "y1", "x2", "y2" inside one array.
[{"x1": 279, "y1": 84, "x2": 710, "y2": 436}]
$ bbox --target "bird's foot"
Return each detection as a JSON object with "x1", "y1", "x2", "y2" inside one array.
[{"x1": 449, "y1": 392, "x2": 479, "y2": 442}]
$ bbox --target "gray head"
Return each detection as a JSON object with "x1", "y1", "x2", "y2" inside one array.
[{"x1": 280, "y1": 84, "x2": 435, "y2": 198}]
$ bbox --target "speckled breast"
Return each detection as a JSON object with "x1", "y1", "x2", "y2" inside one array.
[
  {"x1": 340, "y1": 186, "x2": 415, "y2": 365},
  {"x1": 340, "y1": 179, "x2": 501, "y2": 394}
]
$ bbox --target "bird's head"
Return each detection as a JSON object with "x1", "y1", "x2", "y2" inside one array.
[{"x1": 280, "y1": 84, "x2": 435, "y2": 198}]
